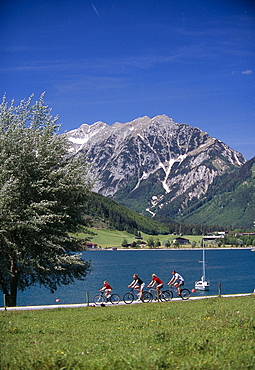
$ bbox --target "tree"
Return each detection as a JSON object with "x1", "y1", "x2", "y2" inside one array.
[
  {"x1": 121, "y1": 238, "x2": 129, "y2": 248},
  {"x1": 0, "y1": 94, "x2": 93, "y2": 306},
  {"x1": 191, "y1": 241, "x2": 197, "y2": 248},
  {"x1": 154, "y1": 238, "x2": 161, "y2": 248},
  {"x1": 163, "y1": 240, "x2": 171, "y2": 248},
  {"x1": 147, "y1": 237, "x2": 155, "y2": 248}
]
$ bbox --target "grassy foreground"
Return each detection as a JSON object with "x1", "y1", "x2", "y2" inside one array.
[{"x1": 0, "y1": 296, "x2": 254, "y2": 369}]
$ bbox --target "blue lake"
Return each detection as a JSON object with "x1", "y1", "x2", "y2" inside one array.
[{"x1": 1, "y1": 248, "x2": 254, "y2": 307}]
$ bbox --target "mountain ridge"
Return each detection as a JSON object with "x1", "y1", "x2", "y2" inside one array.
[{"x1": 65, "y1": 114, "x2": 247, "y2": 225}]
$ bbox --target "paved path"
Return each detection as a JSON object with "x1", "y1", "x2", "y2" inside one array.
[{"x1": 0, "y1": 293, "x2": 252, "y2": 311}]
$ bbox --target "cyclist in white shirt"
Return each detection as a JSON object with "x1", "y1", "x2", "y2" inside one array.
[{"x1": 168, "y1": 270, "x2": 185, "y2": 296}]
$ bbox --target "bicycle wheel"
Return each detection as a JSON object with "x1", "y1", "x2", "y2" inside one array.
[
  {"x1": 141, "y1": 291, "x2": 152, "y2": 303},
  {"x1": 123, "y1": 292, "x2": 135, "y2": 304},
  {"x1": 167, "y1": 290, "x2": 174, "y2": 300},
  {"x1": 93, "y1": 294, "x2": 104, "y2": 305},
  {"x1": 110, "y1": 294, "x2": 120, "y2": 304},
  {"x1": 161, "y1": 290, "x2": 173, "y2": 301},
  {"x1": 180, "y1": 288, "x2": 190, "y2": 300}
]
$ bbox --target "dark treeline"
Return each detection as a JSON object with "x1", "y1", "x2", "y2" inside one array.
[{"x1": 154, "y1": 215, "x2": 225, "y2": 235}]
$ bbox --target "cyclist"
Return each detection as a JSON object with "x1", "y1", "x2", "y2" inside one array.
[
  {"x1": 128, "y1": 274, "x2": 145, "y2": 300},
  {"x1": 147, "y1": 274, "x2": 164, "y2": 297},
  {"x1": 168, "y1": 270, "x2": 184, "y2": 296},
  {"x1": 100, "y1": 280, "x2": 112, "y2": 298}
]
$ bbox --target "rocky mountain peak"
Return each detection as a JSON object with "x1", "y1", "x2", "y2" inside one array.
[{"x1": 65, "y1": 115, "x2": 246, "y2": 218}]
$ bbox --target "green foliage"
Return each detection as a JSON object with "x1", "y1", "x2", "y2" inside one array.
[
  {"x1": 121, "y1": 238, "x2": 129, "y2": 248},
  {"x1": 223, "y1": 233, "x2": 255, "y2": 247},
  {"x1": 147, "y1": 236, "x2": 155, "y2": 248},
  {"x1": 0, "y1": 296, "x2": 254, "y2": 369},
  {"x1": 0, "y1": 94, "x2": 92, "y2": 305}
]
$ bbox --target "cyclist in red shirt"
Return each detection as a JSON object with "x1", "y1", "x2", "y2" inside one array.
[
  {"x1": 100, "y1": 280, "x2": 112, "y2": 298},
  {"x1": 147, "y1": 274, "x2": 164, "y2": 296}
]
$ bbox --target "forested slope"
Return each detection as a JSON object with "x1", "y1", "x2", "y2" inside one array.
[
  {"x1": 84, "y1": 192, "x2": 171, "y2": 235},
  {"x1": 174, "y1": 156, "x2": 255, "y2": 228}
]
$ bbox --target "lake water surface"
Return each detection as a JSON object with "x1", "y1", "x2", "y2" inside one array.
[{"x1": 1, "y1": 248, "x2": 254, "y2": 306}]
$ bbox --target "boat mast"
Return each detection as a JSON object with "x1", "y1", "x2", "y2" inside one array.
[{"x1": 202, "y1": 238, "x2": 206, "y2": 282}]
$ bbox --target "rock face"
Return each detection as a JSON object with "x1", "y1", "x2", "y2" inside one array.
[{"x1": 65, "y1": 115, "x2": 246, "y2": 218}]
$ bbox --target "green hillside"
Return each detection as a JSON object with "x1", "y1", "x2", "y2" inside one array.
[
  {"x1": 82, "y1": 192, "x2": 226, "y2": 240},
  {"x1": 175, "y1": 157, "x2": 255, "y2": 229},
  {"x1": 84, "y1": 192, "x2": 171, "y2": 235}
]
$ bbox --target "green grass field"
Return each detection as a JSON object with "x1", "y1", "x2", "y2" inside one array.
[
  {"x1": 1, "y1": 296, "x2": 254, "y2": 369},
  {"x1": 80, "y1": 228, "x2": 203, "y2": 248}
]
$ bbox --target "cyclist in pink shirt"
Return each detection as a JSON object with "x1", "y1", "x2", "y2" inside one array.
[{"x1": 147, "y1": 274, "x2": 164, "y2": 296}]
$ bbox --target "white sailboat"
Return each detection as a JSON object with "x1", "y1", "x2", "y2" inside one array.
[{"x1": 195, "y1": 238, "x2": 210, "y2": 291}]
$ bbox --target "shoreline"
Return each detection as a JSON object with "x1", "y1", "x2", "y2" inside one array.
[{"x1": 86, "y1": 246, "x2": 253, "y2": 251}]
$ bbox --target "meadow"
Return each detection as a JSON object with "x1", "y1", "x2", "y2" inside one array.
[
  {"x1": 1, "y1": 296, "x2": 254, "y2": 369},
  {"x1": 81, "y1": 228, "x2": 203, "y2": 249}
]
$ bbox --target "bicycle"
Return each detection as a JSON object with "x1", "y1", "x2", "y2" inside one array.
[
  {"x1": 123, "y1": 287, "x2": 141, "y2": 304},
  {"x1": 166, "y1": 285, "x2": 190, "y2": 300},
  {"x1": 93, "y1": 291, "x2": 120, "y2": 306},
  {"x1": 141, "y1": 287, "x2": 172, "y2": 303}
]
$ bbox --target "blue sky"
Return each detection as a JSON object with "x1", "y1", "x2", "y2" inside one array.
[{"x1": 1, "y1": 0, "x2": 254, "y2": 159}]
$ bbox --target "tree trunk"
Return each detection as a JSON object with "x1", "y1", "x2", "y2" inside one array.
[
  {"x1": 0, "y1": 282, "x2": 16, "y2": 307},
  {"x1": 0, "y1": 273, "x2": 9, "y2": 306},
  {"x1": 7, "y1": 260, "x2": 18, "y2": 307}
]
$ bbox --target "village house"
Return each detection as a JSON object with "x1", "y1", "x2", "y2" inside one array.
[{"x1": 173, "y1": 237, "x2": 190, "y2": 245}]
